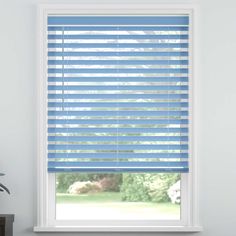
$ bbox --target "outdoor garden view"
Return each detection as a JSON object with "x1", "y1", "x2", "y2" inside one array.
[{"x1": 56, "y1": 173, "x2": 181, "y2": 220}]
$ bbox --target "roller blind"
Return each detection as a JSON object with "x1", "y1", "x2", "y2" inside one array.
[{"x1": 47, "y1": 15, "x2": 190, "y2": 173}]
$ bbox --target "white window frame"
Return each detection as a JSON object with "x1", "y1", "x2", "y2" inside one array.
[{"x1": 35, "y1": 4, "x2": 201, "y2": 232}]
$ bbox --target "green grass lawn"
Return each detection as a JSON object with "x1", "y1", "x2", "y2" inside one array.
[
  {"x1": 56, "y1": 192, "x2": 179, "y2": 216},
  {"x1": 57, "y1": 192, "x2": 121, "y2": 203}
]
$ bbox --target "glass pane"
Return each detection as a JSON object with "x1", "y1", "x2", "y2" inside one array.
[{"x1": 56, "y1": 173, "x2": 180, "y2": 220}]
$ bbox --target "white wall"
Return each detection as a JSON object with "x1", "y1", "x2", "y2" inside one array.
[{"x1": 0, "y1": 0, "x2": 236, "y2": 235}]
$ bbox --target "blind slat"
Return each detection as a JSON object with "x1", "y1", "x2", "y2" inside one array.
[
  {"x1": 48, "y1": 34, "x2": 188, "y2": 40},
  {"x1": 48, "y1": 43, "x2": 188, "y2": 48},
  {"x1": 48, "y1": 77, "x2": 188, "y2": 83},
  {"x1": 48, "y1": 26, "x2": 189, "y2": 31},
  {"x1": 48, "y1": 51, "x2": 188, "y2": 57},
  {"x1": 48, "y1": 60, "x2": 188, "y2": 65},
  {"x1": 48, "y1": 161, "x2": 188, "y2": 173},
  {"x1": 48, "y1": 85, "x2": 188, "y2": 90},
  {"x1": 48, "y1": 102, "x2": 188, "y2": 108},
  {"x1": 48, "y1": 152, "x2": 188, "y2": 159},
  {"x1": 48, "y1": 93, "x2": 188, "y2": 99},
  {"x1": 48, "y1": 110, "x2": 188, "y2": 116},
  {"x1": 48, "y1": 119, "x2": 188, "y2": 125},
  {"x1": 48, "y1": 16, "x2": 189, "y2": 25},
  {"x1": 48, "y1": 127, "x2": 188, "y2": 133},
  {"x1": 48, "y1": 135, "x2": 188, "y2": 142}
]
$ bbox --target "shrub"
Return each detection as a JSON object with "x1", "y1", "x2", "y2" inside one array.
[
  {"x1": 120, "y1": 174, "x2": 150, "y2": 202},
  {"x1": 120, "y1": 173, "x2": 180, "y2": 203},
  {"x1": 56, "y1": 173, "x2": 122, "y2": 193},
  {"x1": 99, "y1": 175, "x2": 122, "y2": 192},
  {"x1": 56, "y1": 173, "x2": 92, "y2": 193},
  {"x1": 147, "y1": 173, "x2": 180, "y2": 203},
  {"x1": 67, "y1": 181, "x2": 102, "y2": 194}
]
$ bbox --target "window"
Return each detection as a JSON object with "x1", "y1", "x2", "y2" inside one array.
[{"x1": 35, "y1": 4, "x2": 200, "y2": 232}]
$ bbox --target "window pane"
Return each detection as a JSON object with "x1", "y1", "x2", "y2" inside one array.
[{"x1": 56, "y1": 173, "x2": 180, "y2": 220}]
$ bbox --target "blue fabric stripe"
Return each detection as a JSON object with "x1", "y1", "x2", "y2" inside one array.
[
  {"x1": 48, "y1": 102, "x2": 188, "y2": 108},
  {"x1": 48, "y1": 77, "x2": 188, "y2": 83},
  {"x1": 48, "y1": 34, "x2": 188, "y2": 40},
  {"x1": 48, "y1": 68, "x2": 188, "y2": 74},
  {"x1": 48, "y1": 127, "x2": 188, "y2": 133},
  {"x1": 48, "y1": 135, "x2": 188, "y2": 142},
  {"x1": 48, "y1": 152, "x2": 188, "y2": 159},
  {"x1": 48, "y1": 16, "x2": 189, "y2": 26},
  {"x1": 48, "y1": 167, "x2": 189, "y2": 173},
  {"x1": 48, "y1": 51, "x2": 189, "y2": 57},
  {"x1": 48, "y1": 144, "x2": 188, "y2": 150},
  {"x1": 48, "y1": 161, "x2": 188, "y2": 173},
  {"x1": 48, "y1": 60, "x2": 188, "y2": 66},
  {"x1": 48, "y1": 119, "x2": 188, "y2": 125},
  {"x1": 48, "y1": 161, "x2": 188, "y2": 168},
  {"x1": 48, "y1": 85, "x2": 188, "y2": 91},
  {"x1": 48, "y1": 26, "x2": 189, "y2": 31},
  {"x1": 48, "y1": 43, "x2": 188, "y2": 48},
  {"x1": 48, "y1": 110, "x2": 188, "y2": 116},
  {"x1": 48, "y1": 93, "x2": 188, "y2": 99}
]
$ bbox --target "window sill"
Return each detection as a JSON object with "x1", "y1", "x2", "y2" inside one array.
[{"x1": 34, "y1": 225, "x2": 203, "y2": 232}]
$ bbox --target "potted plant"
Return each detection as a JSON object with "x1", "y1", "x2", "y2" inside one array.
[{"x1": 0, "y1": 173, "x2": 10, "y2": 194}]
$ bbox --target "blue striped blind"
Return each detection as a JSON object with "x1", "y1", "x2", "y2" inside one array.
[{"x1": 47, "y1": 15, "x2": 189, "y2": 173}]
